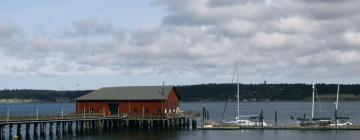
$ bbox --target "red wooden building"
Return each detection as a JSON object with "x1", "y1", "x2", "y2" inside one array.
[{"x1": 76, "y1": 86, "x2": 180, "y2": 116}]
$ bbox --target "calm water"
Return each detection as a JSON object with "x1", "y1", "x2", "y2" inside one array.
[{"x1": 0, "y1": 101, "x2": 359, "y2": 140}]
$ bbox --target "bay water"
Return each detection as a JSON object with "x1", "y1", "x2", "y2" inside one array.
[{"x1": 0, "y1": 101, "x2": 359, "y2": 140}]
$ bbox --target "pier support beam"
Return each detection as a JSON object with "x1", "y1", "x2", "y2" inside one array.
[
  {"x1": 192, "y1": 120, "x2": 197, "y2": 130},
  {"x1": 62, "y1": 122, "x2": 65, "y2": 136},
  {"x1": 56, "y1": 122, "x2": 60, "y2": 137},
  {"x1": 40, "y1": 123, "x2": 46, "y2": 138},
  {"x1": 186, "y1": 118, "x2": 190, "y2": 130},
  {"x1": 16, "y1": 123, "x2": 21, "y2": 139},
  {"x1": 68, "y1": 121, "x2": 72, "y2": 136},
  {"x1": 34, "y1": 123, "x2": 38, "y2": 139},
  {"x1": 25, "y1": 124, "x2": 30, "y2": 139},
  {"x1": 49, "y1": 122, "x2": 53, "y2": 138},
  {"x1": 8, "y1": 124, "x2": 12, "y2": 140},
  {"x1": 275, "y1": 110, "x2": 278, "y2": 127},
  {"x1": 0, "y1": 124, "x2": 4, "y2": 140}
]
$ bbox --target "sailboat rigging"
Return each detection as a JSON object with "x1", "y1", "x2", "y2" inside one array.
[
  {"x1": 296, "y1": 75, "x2": 352, "y2": 127},
  {"x1": 330, "y1": 84, "x2": 352, "y2": 126},
  {"x1": 222, "y1": 64, "x2": 269, "y2": 127}
]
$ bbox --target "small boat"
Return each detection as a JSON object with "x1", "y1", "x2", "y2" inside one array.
[
  {"x1": 296, "y1": 75, "x2": 352, "y2": 127},
  {"x1": 296, "y1": 73, "x2": 332, "y2": 126},
  {"x1": 329, "y1": 84, "x2": 352, "y2": 127},
  {"x1": 223, "y1": 115, "x2": 269, "y2": 126},
  {"x1": 222, "y1": 64, "x2": 269, "y2": 127}
]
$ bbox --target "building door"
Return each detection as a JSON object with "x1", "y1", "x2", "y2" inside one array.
[{"x1": 109, "y1": 103, "x2": 119, "y2": 115}]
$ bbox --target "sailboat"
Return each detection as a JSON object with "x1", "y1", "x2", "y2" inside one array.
[
  {"x1": 329, "y1": 84, "x2": 352, "y2": 127},
  {"x1": 223, "y1": 64, "x2": 269, "y2": 127},
  {"x1": 296, "y1": 73, "x2": 332, "y2": 126}
]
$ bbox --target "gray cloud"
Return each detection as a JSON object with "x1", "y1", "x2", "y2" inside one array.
[
  {"x1": 1, "y1": 0, "x2": 360, "y2": 83},
  {"x1": 0, "y1": 21, "x2": 20, "y2": 39}
]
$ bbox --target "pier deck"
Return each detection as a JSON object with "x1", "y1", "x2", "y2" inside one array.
[{"x1": 0, "y1": 111, "x2": 198, "y2": 140}]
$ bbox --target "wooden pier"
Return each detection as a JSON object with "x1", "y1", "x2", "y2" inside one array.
[{"x1": 0, "y1": 112, "x2": 198, "y2": 140}]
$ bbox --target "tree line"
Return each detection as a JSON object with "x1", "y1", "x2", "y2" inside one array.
[
  {"x1": 176, "y1": 83, "x2": 360, "y2": 101},
  {"x1": 0, "y1": 83, "x2": 359, "y2": 102}
]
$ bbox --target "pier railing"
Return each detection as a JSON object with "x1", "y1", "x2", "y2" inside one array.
[{"x1": 0, "y1": 111, "x2": 200, "y2": 123}]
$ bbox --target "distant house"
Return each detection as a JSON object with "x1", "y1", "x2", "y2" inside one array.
[{"x1": 76, "y1": 86, "x2": 180, "y2": 116}]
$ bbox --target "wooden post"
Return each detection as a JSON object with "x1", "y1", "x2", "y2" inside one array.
[
  {"x1": 74, "y1": 121, "x2": 77, "y2": 135},
  {"x1": 16, "y1": 123, "x2": 21, "y2": 139},
  {"x1": 186, "y1": 118, "x2": 190, "y2": 130},
  {"x1": 202, "y1": 107, "x2": 206, "y2": 126},
  {"x1": 98, "y1": 120, "x2": 103, "y2": 135},
  {"x1": 0, "y1": 124, "x2": 5, "y2": 140},
  {"x1": 260, "y1": 110, "x2": 264, "y2": 128},
  {"x1": 192, "y1": 120, "x2": 197, "y2": 130},
  {"x1": 68, "y1": 121, "x2": 72, "y2": 136},
  {"x1": 62, "y1": 122, "x2": 65, "y2": 136},
  {"x1": 80, "y1": 121, "x2": 84, "y2": 135},
  {"x1": 56, "y1": 122, "x2": 60, "y2": 137},
  {"x1": 8, "y1": 124, "x2": 12, "y2": 140},
  {"x1": 25, "y1": 123, "x2": 30, "y2": 139},
  {"x1": 42, "y1": 123, "x2": 46, "y2": 138},
  {"x1": 275, "y1": 110, "x2": 278, "y2": 127},
  {"x1": 303, "y1": 114, "x2": 306, "y2": 121},
  {"x1": 34, "y1": 123, "x2": 38, "y2": 139},
  {"x1": 40, "y1": 123, "x2": 45, "y2": 138},
  {"x1": 0, "y1": 124, "x2": 4, "y2": 140},
  {"x1": 49, "y1": 122, "x2": 53, "y2": 138}
]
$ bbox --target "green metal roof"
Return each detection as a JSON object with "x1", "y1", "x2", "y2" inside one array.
[{"x1": 76, "y1": 86, "x2": 175, "y2": 101}]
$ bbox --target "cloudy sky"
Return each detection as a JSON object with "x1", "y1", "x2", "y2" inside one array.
[{"x1": 1, "y1": 0, "x2": 360, "y2": 90}]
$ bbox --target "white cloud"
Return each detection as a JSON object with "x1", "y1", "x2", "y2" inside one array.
[
  {"x1": 250, "y1": 32, "x2": 288, "y2": 48},
  {"x1": 1, "y1": 0, "x2": 360, "y2": 84},
  {"x1": 0, "y1": 21, "x2": 20, "y2": 39},
  {"x1": 272, "y1": 16, "x2": 318, "y2": 33},
  {"x1": 343, "y1": 31, "x2": 360, "y2": 46}
]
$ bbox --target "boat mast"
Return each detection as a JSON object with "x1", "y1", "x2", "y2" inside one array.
[
  {"x1": 237, "y1": 64, "x2": 240, "y2": 119},
  {"x1": 311, "y1": 72, "x2": 315, "y2": 120}
]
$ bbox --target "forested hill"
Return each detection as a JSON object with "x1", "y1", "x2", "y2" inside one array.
[
  {"x1": 0, "y1": 90, "x2": 93, "y2": 102},
  {"x1": 176, "y1": 83, "x2": 360, "y2": 101},
  {"x1": 0, "y1": 83, "x2": 360, "y2": 102}
]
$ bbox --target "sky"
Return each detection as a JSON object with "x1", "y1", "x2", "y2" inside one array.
[{"x1": 1, "y1": 0, "x2": 360, "y2": 90}]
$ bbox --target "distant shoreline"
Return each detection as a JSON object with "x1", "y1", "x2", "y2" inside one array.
[
  {"x1": 0, "y1": 98, "x2": 359, "y2": 104},
  {"x1": 1, "y1": 83, "x2": 360, "y2": 103}
]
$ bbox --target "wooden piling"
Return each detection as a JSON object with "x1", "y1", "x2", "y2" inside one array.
[
  {"x1": 80, "y1": 121, "x2": 84, "y2": 135},
  {"x1": 56, "y1": 122, "x2": 60, "y2": 137},
  {"x1": 49, "y1": 122, "x2": 53, "y2": 138},
  {"x1": 62, "y1": 121, "x2": 65, "y2": 136},
  {"x1": 0, "y1": 124, "x2": 4, "y2": 140},
  {"x1": 192, "y1": 120, "x2": 197, "y2": 130},
  {"x1": 68, "y1": 121, "x2": 72, "y2": 136},
  {"x1": 186, "y1": 118, "x2": 190, "y2": 130},
  {"x1": 8, "y1": 124, "x2": 12, "y2": 140},
  {"x1": 34, "y1": 123, "x2": 38, "y2": 139},
  {"x1": 275, "y1": 110, "x2": 278, "y2": 127},
  {"x1": 75, "y1": 121, "x2": 79, "y2": 135},
  {"x1": 16, "y1": 123, "x2": 21, "y2": 139},
  {"x1": 40, "y1": 123, "x2": 46, "y2": 138},
  {"x1": 25, "y1": 123, "x2": 30, "y2": 140}
]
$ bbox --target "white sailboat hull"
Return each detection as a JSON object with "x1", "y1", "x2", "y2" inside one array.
[{"x1": 223, "y1": 119, "x2": 269, "y2": 127}]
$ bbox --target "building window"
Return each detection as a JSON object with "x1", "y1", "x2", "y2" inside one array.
[
  {"x1": 157, "y1": 108, "x2": 161, "y2": 113},
  {"x1": 145, "y1": 108, "x2": 149, "y2": 113}
]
